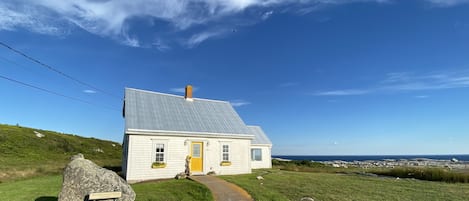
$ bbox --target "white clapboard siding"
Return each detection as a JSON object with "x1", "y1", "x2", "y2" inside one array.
[
  {"x1": 210, "y1": 139, "x2": 251, "y2": 175},
  {"x1": 250, "y1": 145, "x2": 272, "y2": 169},
  {"x1": 125, "y1": 134, "x2": 252, "y2": 182},
  {"x1": 126, "y1": 135, "x2": 186, "y2": 182}
]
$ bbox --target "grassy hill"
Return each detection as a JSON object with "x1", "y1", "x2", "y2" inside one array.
[
  {"x1": 222, "y1": 169, "x2": 469, "y2": 201},
  {"x1": 0, "y1": 124, "x2": 122, "y2": 182}
]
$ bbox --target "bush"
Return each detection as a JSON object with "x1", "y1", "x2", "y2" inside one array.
[
  {"x1": 370, "y1": 167, "x2": 469, "y2": 183},
  {"x1": 272, "y1": 159, "x2": 337, "y2": 173}
]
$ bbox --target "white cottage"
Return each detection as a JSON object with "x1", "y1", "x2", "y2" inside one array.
[{"x1": 122, "y1": 86, "x2": 272, "y2": 183}]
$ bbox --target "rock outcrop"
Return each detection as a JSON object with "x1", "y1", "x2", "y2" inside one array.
[{"x1": 58, "y1": 154, "x2": 135, "y2": 201}]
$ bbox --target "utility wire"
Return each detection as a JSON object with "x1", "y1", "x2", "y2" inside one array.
[
  {"x1": 0, "y1": 41, "x2": 121, "y2": 99},
  {"x1": 0, "y1": 55, "x2": 37, "y2": 73},
  {"x1": 0, "y1": 73, "x2": 120, "y2": 111}
]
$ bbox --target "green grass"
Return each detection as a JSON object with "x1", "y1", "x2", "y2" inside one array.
[
  {"x1": 273, "y1": 159, "x2": 469, "y2": 184},
  {"x1": 0, "y1": 175, "x2": 213, "y2": 201},
  {"x1": 0, "y1": 175, "x2": 61, "y2": 201},
  {"x1": 272, "y1": 159, "x2": 348, "y2": 173},
  {"x1": 133, "y1": 179, "x2": 214, "y2": 201},
  {"x1": 0, "y1": 123, "x2": 214, "y2": 200},
  {"x1": 0, "y1": 124, "x2": 122, "y2": 182},
  {"x1": 221, "y1": 169, "x2": 469, "y2": 201}
]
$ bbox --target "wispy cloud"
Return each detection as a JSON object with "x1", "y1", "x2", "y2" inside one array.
[
  {"x1": 414, "y1": 95, "x2": 429, "y2": 99},
  {"x1": 314, "y1": 89, "x2": 370, "y2": 96},
  {"x1": 152, "y1": 39, "x2": 171, "y2": 52},
  {"x1": 230, "y1": 99, "x2": 251, "y2": 107},
  {"x1": 83, "y1": 89, "x2": 97, "y2": 94},
  {"x1": 0, "y1": 0, "x2": 390, "y2": 49},
  {"x1": 279, "y1": 82, "x2": 299, "y2": 87},
  {"x1": 425, "y1": 0, "x2": 469, "y2": 7},
  {"x1": 382, "y1": 72, "x2": 469, "y2": 91},
  {"x1": 314, "y1": 71, "x2": 469, "y2": 96},
  {"x1": 261, "y1": 10, "x2": 274, "y2": 20},
  {"x1": 0, "y1": 2, "x2": 68, "y2": 35},
  {"x1": 121, "y1": 26, "x2": 140, "y2": 47},
  {"x1": 186, "y1": 29, "x2": 229, "y2": 48},
  {"x1": 170, "y1": 86, "x2": 199, "y2": 93}
]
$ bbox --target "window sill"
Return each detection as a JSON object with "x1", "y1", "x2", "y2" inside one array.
[
  {"x1": 151, "y1": 163, "x2": 166, "y2": 169},
  {"x1": 220, "y1": 161, "x2": 232, "y2": 166}
]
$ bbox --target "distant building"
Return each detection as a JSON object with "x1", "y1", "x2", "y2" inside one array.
[{"x1": 122, "y1": 86, "x2": 272, "y2": 183}]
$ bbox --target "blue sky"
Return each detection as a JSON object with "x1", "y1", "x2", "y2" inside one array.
[{"x1": 1, "y1": 0, "x2": 469, "y2": 155}]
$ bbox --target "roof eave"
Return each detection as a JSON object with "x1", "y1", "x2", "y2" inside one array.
[
  {"x1": 251, "y1": 143, "x2": 273, "y2": 147},
  {"x1": 125, "y1": 128, "x2": 254, "y2": 139}
]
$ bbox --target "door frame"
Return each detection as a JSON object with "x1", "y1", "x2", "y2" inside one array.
[{"x1": 190, "y1": 141, "x2": 204, "y2": 173}]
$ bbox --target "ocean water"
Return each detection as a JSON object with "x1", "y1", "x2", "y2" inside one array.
[{"x1": 273, "y1": 155, "x2": 469, "y2": 162}]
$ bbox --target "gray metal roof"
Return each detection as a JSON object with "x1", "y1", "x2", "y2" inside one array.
[
  {"x1": 247, "y1": 126, "x2": 272, "y2": 145},
  {"x1": 124, "y1": 88, "x2": 252, "y2": 135}
]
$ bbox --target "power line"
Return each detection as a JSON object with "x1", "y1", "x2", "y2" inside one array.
[
  {"x1": 0, "y1": 41, "x2": 121, "y2": 99},
  {"x1": 0, "y1": 55, "x2": 37, "y2": 73},
  {"x1": 0, "y1": 73, "x2": 120, "y2": 111}
]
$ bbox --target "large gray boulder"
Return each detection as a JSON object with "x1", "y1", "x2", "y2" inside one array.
[{"x1": 58, "y1": 154, "x2": 135, "y2": 201}]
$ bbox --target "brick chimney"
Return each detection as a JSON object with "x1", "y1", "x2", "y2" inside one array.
[{"x1": 185, "y1": 85, "x2": 193, "y2": 101}]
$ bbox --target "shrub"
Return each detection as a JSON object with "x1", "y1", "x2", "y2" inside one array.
[{"x1": 369, "y1": 167, "x2": 469, "y2": 183}]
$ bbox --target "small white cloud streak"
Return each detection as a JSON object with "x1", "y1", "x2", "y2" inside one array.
[
  {"x1": 261, "y1": 10, "x2": 274, "y2": 20},
  {"x1": 186, "y1": 29, "x2": 229, "y2": 48},
  {"x1": 425, "y1": 0, "x2": 469, "y2": 7},
  {"x1": 314, "y1": 71, "x2": 469, "y2": 96},
  {"x1": 279, "y1": 82, "x2": 299, "y2": 87},
  {"x1": 83, "y1": 89, "x2": 96, "y2": 94},
  {"x1": 0, "y1": 0, "x2": 391, "y2": 48},
  {"x1": 170, "y1": 86, "x2": 199, "y2": 93},
  {"x1": 152, "y1": 39, "x2": 171, "y2": 51},
  {"x1": 230, "y1": 99, "x2": 251, "y2": 107},
  {"x1": 414, "y1": 95, "x2": 429, "y2": 98},
  {"x1": 314, "y1": 89, "x2": 370, "y2": 96}
]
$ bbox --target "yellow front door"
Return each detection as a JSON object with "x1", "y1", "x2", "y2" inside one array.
[{"x1": 190, "y1": 142, "x2": 203, "y2": 172}]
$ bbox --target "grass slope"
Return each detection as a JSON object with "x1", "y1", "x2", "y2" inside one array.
[
  {"x1": 0, "y1": 175, "x2": 61, "y2": 201},
  {"x1": 0, "y1": 175, "x2": 213, "y2": 201},
  {"x1": 0, "y1": 124, "x2": 122, "y2": 182},
  {"x1": 133, "y1": 180, "x2": 214, "y2": 201},
  {"x1": 221, "y1": 169, "x2": 469, "y2": 201}
]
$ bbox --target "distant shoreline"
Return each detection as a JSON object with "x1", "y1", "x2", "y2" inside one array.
[
  {"x1": 273, "y1": 155, "x2": 469, "y2": 169},
  {"x1": 272, "y1": 154, "x2": 469, "y2": 162}
]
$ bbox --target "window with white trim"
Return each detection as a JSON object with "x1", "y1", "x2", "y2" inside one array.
[
  {"x1": 154, "y1": 143, "x2": 165, "y2": 163},
  {"x1": 222, "y1": 144, "x2": 229, "y2": 161},
  {"x1": 251, "y1": 148, "x2": 262, "y2": 161}
]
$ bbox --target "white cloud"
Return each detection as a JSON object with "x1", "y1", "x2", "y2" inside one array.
[
  {"x1": 382, "y1": 72, "x2": 469, "y2": 91},
  {"x1": 0, "y1": 2, "x2": 67, "y2": 35},
  {"x1": 261, "y1": 10, "x2": 274, "y2": 20},
  {"x1": 0, "y1": 0, "x2": 390, "y2": 48},
  {"x1": 314, "y1": 89, "x2": 370, "y2": 96},
  {"x1": 169, "y1": 88, "x2": 187, "y2": 93},
  {"x1": 83, "y1": 89, "x2": 96, "y2": 94},
  {"x1": 279, "y1": 82, "x2": 299, "y2": 87},
  {"x1": 314, "y1": 71, "x2": 469, "y2": 96},
  {"x1": 152, "y1": 39, "x2": 171, "y2": 51},
  {"x1": 170, "y1": 86, "x2": 199, "y2": 93},
  {"x1": 414, "y1": 95, "x2": 429, "y2": 98},
  {"x1": 425, "y1": 0, "x2": 469, "y2": 7},
  {"x1": 230, "y1": 99, "x2": 251, "y2": 107},
  {"x1": 186, "y1": 29, "x2": 229, "y2": 48}
]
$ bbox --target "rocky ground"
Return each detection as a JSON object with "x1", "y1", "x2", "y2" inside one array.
[{"x1": 321, "y1": 158, "x2": 469, "y2": 169}]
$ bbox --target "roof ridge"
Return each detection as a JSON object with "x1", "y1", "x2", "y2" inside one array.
[{"x1": 125, "y1": 87, "x2": 230, "y2": 104}]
